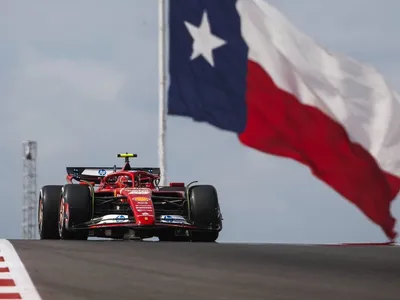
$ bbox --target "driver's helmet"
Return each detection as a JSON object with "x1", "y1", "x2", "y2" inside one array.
[{"x1": 120, "y1": 175, "x2": 132, "y2": 187}]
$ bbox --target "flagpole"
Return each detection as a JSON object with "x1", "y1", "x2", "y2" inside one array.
[{"x1": 158, "y1": 0, "x2": 167, "y2": 186}]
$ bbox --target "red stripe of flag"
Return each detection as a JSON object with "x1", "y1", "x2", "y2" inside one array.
[
  {"x1": 239, "y1": 61, "x2": 400, "y2": 241},
  {"x1": 0, "y1": 268, "x2": 9, "y2": 273},
  {"x1": 0, "y1": 257, "x2": 4, "y2": 262}
]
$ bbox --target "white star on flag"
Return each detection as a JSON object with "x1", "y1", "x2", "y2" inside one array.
[{"x1": 184, "y1": 11, "x2": 227, "y2": 67}]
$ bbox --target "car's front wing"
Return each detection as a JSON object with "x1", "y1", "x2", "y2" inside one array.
[{"x1": 70, "y1": 221, "x2": 219, "y2": 232}]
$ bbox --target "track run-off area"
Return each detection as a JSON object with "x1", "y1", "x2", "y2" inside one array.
[{"x1": 0, "y1": 239, "x2": 399, "y2": 300}]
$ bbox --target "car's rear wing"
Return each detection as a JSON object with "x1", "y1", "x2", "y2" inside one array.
[
  {"x1": 130, "y1": 167, "x2": 161, "y2": 175},
  {"x1": 66, "y1": 167, "x2": 161, "y2": 183}
]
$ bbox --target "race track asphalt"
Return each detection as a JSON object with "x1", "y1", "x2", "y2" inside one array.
[{"x1": 10, "y1": 240, "x2": 400, "y2": 300}]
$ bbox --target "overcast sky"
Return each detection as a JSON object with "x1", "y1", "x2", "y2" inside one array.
[{"x1": 0, "y1": 0, "x2": 399, "y2": 243}]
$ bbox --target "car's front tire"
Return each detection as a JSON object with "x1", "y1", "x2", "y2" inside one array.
[{"x1": 188, "y1": 184, "x2": 222, "y2": 242}]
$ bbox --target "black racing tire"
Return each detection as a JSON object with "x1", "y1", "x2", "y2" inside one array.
[
  {"x1": 58, "y1": 184, "x2": 91, "y2": 240},
  {"x1": 188, "y1": 185, "x2": 221, "y2": 242},
  {"x1": 38, "y1": 185, "x2": 63, "y2": 240}
]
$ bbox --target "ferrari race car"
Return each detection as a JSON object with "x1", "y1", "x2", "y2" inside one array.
[{"x1": 38, "y1": 153, "x2": 223, "y2": 242}]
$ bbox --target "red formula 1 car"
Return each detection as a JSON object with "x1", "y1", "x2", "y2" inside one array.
[{"x1": 38, "y1": 153, "x2": 222, "y2": 242}]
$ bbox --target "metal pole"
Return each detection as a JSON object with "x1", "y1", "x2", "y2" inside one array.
[{"x1": 158, "y1": 0, "x2": 167, "y2": 186}]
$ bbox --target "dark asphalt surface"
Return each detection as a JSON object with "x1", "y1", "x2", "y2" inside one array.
[{"x1": 10, "y1": 240, "x2": 400, "y2": 300}]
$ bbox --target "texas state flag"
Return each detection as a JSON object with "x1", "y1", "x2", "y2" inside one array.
[{"x1": 167, "y1": 0, "x2": 400, "y2": 241}]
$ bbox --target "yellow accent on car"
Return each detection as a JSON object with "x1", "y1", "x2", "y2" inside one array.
[
  {"x1": 117, "y1": 153, "x2": 137, "y2": 158},
  {"x1": 134, "y1": 197, "x2": 148, "y2": 202}
]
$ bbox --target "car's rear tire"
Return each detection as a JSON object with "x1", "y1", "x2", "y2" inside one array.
[
  {"x1": 58, "y1": 184, "x2": 91, "y2": 240},
  {"x1": 38, "y1": 185, "x2": 63, "y2": 240},
  {"x1": 188, "y1": 185, "x2": 222, "y2": 242}
]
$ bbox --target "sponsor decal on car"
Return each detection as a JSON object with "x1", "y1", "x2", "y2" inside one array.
[
  {"x1": 160, "y1": 215, "x2": 189, "y2": 225},
  {"x1": 82, "y1": 168, "x2": 110, "y2": 176},
  {"x1": 136, "y1": 205, "x2": 153, "y2": 212},
  {"x1": 135, "y1": 204, "x2": 153, "y2": 209},
  {"x1": 134, "y1": 197, "x2": 149, "y2": 202},
  {"x1": 96, "y1": 214, "x2": 130, "y2": 224},
  {"x1": 129, "y1": 188, "x2": 150, "y2": 195},
  {"x1": 116, "y1": 215, "x2": 127, "y2": 223},
  {"x1": 137, "y1": 209, "x2": 153, "y2": 213}
]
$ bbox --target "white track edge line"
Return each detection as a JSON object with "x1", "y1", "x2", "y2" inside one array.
[
  {"x1": 0, "y1": 240, "x2": 42, "y2": 300},
  {"x1": 0, "y1": 273, "x2": 13, "y2": 279}
]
